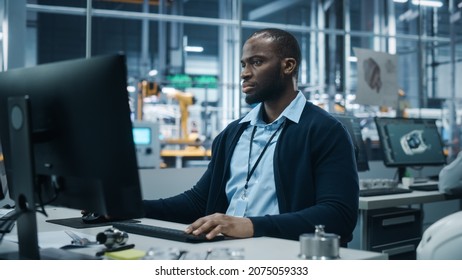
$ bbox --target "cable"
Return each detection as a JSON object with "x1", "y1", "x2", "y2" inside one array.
[
  {"x1": 34, "y1": 175, "x2": 62, "y2": 217},
  {"x1": 34, "y1": 176, "x2": 49, "y2": 217}
]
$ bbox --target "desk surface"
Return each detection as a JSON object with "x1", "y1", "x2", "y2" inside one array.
[
  {"x1": 359, "y1": 190, "x2": 461, "y2": 210},
  {"x1": 161, "y1": 149, "x2": 212, "y2": 157},
  {"x1": 1, "y1": 207, "x2": 386, "y2": 260},
  {"x1": 162, "y1": 138, "x2": 203, "y2": 146}
]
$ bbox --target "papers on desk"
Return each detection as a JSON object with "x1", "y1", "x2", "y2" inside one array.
[
  {"x1": 0, "y1": 208, "x2": 14, "y2": 218},
  {"x1": 4, "y1": 230, "x2": 103, "y2": 249}
]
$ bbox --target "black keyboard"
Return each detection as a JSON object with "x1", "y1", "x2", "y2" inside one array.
[
  {"x1": 0, "y1": 209, "x2": 16, "y2": 233},
  {"x1": 359, "y1": 187, "x2": 413, "y2": 197},
  {"x1": 112, "y1": 222, "x2": 226, "y2": 243},
  {"x1": 409, "y1": 183, "x2": 439, "y2": 191}
]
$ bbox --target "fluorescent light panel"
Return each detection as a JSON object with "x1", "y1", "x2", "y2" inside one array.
[
  {"x1": 348, "y1": 56, "x2": 358, "y2": 62},
  {"x1": 411, "y1": 0, "x2": 443, "y2": 8},
  {"x1": 393, "y1": 0, "x2": 408, "y2": 3},
  {"x1": 184, "y1": 46, "x2": 204, "y2": 53}
]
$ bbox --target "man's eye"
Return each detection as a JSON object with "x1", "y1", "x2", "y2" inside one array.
[{"x1": 252, "y1": 60, "x2": 262, "y2": 66}]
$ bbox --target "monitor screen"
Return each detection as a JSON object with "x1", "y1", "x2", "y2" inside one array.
[
  {"x1": 333, "y1": 114, "x2": 370, "y2": 172},
  {"x1": 0, "y1": 54, "x2": 144, "y2": 258},
  {"x1": 374, "y1": 117, "x2": 446, "y2": 167},
  {"x1": 133, "y1": 127, "x2": 152, "y2": 145}
]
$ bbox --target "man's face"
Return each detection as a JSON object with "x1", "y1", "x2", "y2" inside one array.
[{"x1": 240, "y1": 37, "x2": 285, "y2": 105}]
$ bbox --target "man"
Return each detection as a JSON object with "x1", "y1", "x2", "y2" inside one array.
[{"x1": 143, "y1": 28, "x2": 359, "y2": 245}]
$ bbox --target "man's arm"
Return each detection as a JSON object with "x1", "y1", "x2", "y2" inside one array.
[{"x1": 142, "y1": 125, "x2": 234, "y2": 224}]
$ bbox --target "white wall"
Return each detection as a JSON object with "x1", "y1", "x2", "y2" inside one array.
[{"x1": 139, "y1": 167, "x2": 206, "y2": 200}]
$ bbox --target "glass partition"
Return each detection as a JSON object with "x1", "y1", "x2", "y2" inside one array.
[{"x1": 7, "y1": 0, "x2": 458, "y2": 166}]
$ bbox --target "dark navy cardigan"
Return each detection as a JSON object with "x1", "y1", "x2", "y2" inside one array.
[{"x1": 143, "y1": 101, "x2": 359, "y2": 244}]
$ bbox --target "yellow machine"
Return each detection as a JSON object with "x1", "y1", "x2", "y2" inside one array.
[
  {"x1": 137, "y1": 80, "x2": 160, "y2": 120},
  {"x1": 137, "y1": 81, "x2": 195, "y2": 140},
  {"x1": 168, "y1": 90, "x2": 196, "y2": 140}
]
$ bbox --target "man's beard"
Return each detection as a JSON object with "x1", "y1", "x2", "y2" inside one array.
[{"x1": 245, "y1": 67, "x2": 285, "y2": 105}]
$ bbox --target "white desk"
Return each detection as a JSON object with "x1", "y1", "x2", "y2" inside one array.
[
  {"x1": 359, "y1": 190, "x2": 459, "y2": 210},
  {"x1": 358, "y1": 190, "x2": 462, "y2": 251},
  {"x1": 0, "y1": 207, "x2": 386, "y2": 260}
]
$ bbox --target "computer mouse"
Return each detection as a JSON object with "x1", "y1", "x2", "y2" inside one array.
[{"x1": 81, "y1": 212, "x2": 111, "y2": 224}]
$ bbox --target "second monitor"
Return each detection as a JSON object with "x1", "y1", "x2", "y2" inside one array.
[
  {"x1": 374, "y1": 117, "x2": 446, "y2": 179},
  {"x1": 333, "y1": 114, "x2": 370, "y2": 172}
]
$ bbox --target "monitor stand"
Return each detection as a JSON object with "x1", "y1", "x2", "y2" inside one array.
[
  {"x1": 6, "y1": 96, "x2": 40, "y2": 259},
  {"x1": 397, "y1": 166, "x2": 407, "y2": 183}
]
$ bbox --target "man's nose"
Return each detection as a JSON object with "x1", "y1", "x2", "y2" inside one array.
[{"x1": 240, "y1": 66, "x2": 251, "y2": 80}]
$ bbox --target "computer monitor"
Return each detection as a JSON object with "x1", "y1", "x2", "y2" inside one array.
[
  {"x1": 0, "y1": 54, "x2": 144, "y2": 259},
  {"x1": 132, "y1": 120, "x2": 161, "y2": 169},
  {"x1": 374, "y1": 117, "x2": 446, "y2": 179},
  {"x1": 333, "y1": 114, "x2": 370, "y2": 172}
]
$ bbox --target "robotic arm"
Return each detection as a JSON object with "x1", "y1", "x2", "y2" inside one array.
[
  {"x1": 137, "y1": 80, "x2": 160, "y2": 120},
  {"x1": 169, "y1": 90, "x2": 196, "y2": 139}
]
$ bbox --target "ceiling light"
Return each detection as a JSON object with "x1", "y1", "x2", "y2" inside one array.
[
  {"x1": 348, "y1": 56, "x2": 358, "y2": 62},
  {"x1": 411, "y1": 0, "x2": 443, "y2": 8},
  {"x1": 148, "y1": 69, "x2": 158, "y2": 76},
  {"x1": 393, "y1": 0, "x2": 408, "y2": 3},
  {"x1": 184, "y1": 46, "x2": 204, "y2": 53},
  {"x1": 127, "y1": 85, "x2": 136, "y2": 93},
  {"x1": 399, "y1": 9, "x2": 420, "y2": 21}
]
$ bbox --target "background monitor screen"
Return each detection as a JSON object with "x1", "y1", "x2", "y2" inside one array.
[
  {"x1": 133, "y1": 127, "x2": 152, "y2": 145},
  {"x1": 0, "y1": 54, "x2": 143, "y2": 219},
  {"x1": 374, "y1": 117, "x2": 446, "y2": 167},
  {"x1": 333, "y1": 114, "x2": 370, "y2": 172}
]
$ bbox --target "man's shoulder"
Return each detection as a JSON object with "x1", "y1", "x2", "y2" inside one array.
[
  {"x1": 299, "y1": 102, "x2": 339, "y2": 126},
  {"x1": 213, "y1": 118, "x2": 246, "y2": 140},
  {"x1": 222, "y1": 118, "x2": 245, "y2": 132}
]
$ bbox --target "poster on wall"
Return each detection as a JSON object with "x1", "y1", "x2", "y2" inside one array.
[{"x1": 354, "y1": 48, "x2": 398, "y2": 109}]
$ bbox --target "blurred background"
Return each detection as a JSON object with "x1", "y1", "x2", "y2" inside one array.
[{"x1": 1, "y1": 0, "x2": 461, "y2": 166}]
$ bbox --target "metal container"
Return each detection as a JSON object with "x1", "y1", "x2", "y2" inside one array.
[{"x1": 299, "y1": 225, "x2": 340, "y2": 260}]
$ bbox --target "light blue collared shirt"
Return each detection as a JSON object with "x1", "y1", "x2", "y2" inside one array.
[{"x1": 226, "y1": 91, "x2": 307, "y2": 217}]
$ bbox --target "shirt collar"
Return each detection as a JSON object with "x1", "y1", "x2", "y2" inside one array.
[{"x1": 240, "y1": 91, "x2": 306, "y2": 125}]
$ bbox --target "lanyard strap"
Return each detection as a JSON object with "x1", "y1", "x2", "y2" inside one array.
[{"x1": 244, "y1": 120, "x2": 285, "y2": 191}]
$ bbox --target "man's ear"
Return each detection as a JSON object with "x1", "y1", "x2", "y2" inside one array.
[{"x1": 282, "y1": 58, "x2": 297, "y2": 76}]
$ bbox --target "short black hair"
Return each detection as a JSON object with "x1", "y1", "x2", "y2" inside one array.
[{"x1": 248, "y1": 28, "x2": 301, "y2": 78}]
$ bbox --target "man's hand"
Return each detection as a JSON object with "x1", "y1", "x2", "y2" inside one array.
[{"x1": 185, "y1": 213, "x2": 254, "y2": 240}]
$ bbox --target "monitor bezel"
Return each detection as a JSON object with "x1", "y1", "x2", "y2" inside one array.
[
  {"x1": 332, "y1": 114, "x2": 370, "y2": 172},
  {"x1": 374, "y1": 116, "x2": 447, "y2": 168}
]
